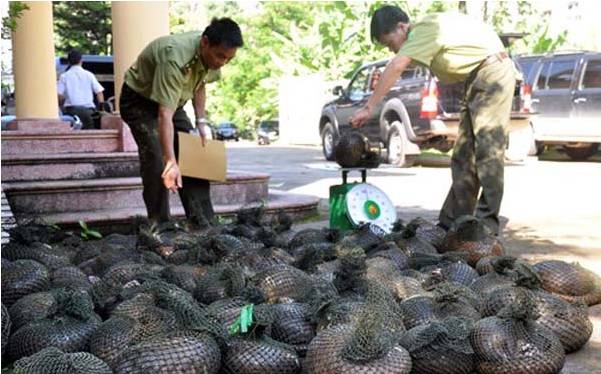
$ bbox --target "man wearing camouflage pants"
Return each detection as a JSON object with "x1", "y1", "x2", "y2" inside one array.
[
  {"x1": 350, "y1": 6, "x2": 518, "y2": 235},
  {"x1": 120, "y1": 18, "x2": 242, "y2": 227}
]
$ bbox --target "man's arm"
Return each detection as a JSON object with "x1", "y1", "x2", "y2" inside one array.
[
  {"x1": 158, "y1": 105, "x2": 181, "y2": 192},
  {"x1": 96, "y1": 91, "x2": 105, "y2": 104},
  {"x1": 192, "y1": 85, "x2": 208, "y2": 146},
  {"x1": 350, "y1": 55, "x2": 412, "y2": 128}
]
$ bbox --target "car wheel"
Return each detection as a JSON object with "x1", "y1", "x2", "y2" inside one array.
[
  {"x1": 387, "y1": 125, "x2": 415, "y2": 167},
  {"x1": 564, "y1": 143, "x2": 599, "y2": 161},
  {"x1": 235, "y1": 137, "x2": 239, "y2": 142},
  {"x1": 321, "y1": 123, "x2": 336, "y2": 161}
]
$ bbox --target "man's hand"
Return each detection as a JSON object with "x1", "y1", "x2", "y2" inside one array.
[
  {"x1": 350, "y1": 105, "x2": 372, "y2": 128},
  {"x1": 161, "y1": 160, "x2": 182, "y2": 193},
  {"x1": 198, "y1": 124, "x2": 207, "y2": 147}
]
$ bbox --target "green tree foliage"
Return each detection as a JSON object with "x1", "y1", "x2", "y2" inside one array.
[
  {"x1": 1, "y1": 1, "x2": 29, "y2": 39},
  {"x1": 53, "y1": 1, "x2": 112, "y2": 56}
]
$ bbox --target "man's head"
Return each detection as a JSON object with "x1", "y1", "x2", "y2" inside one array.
[
  {"x1": 370, "y1": 6, "x2": 410, "y2": 53},
  {"x1": 200, "y1": 17, "x2": 243, "y2": 70},
  {"x1": 67, "y1": 49, "x2": 82, "y2": 66}
]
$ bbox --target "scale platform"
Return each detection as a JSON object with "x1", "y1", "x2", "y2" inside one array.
[{"x1": 329, "y1": 167, "x2": 397, "y2": 233}]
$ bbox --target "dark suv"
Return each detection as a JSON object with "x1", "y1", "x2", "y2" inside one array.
[
  {"x1": 319, "y1": 59, "x2": 532, "y2": 166},
  {"x1": 515, "y1": 51, "x2": 601, "y2": 160},
  {"x1": 55, "y1": 55, "x2": 115, "y2": 104}
]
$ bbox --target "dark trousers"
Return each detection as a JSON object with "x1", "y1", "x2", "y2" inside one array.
[
  {"x1": 438, "y1": 58, "x2": 516, "y2": 235},
  {"x1": 119, "y1": 83, "x2": 214, "y2": 226},
  {"x1": 64, "y1": 106, "x2": 97, "y2": 129}
]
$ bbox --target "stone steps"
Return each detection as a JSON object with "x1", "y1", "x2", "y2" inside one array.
[
  {"x1": 40, "y1": 190, "x2": 319, "y2": 232},
  {"x1": 1, "y1": 152, "x2": 140, "y2": 182},
  {"x1": 1, "y1": 129, "x2": 121, "y2": 155},
  {"x1": 2, "y1": 172, "x2": 270, "y2": 216}
]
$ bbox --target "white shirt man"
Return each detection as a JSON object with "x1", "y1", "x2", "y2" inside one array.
[{"x1": 57, "y1": 65, "x2": 104, "y2": 108}]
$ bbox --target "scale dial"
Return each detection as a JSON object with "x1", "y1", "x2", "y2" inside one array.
[{"x1": 345, "y1": 183, "x2": 397, "y2": 233}]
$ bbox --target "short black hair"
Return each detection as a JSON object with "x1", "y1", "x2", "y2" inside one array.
[
  {"x1": 202, "y1": 17, "x2": 243, "y2": 48},
  {"x1": 67, "y1": 49, "x2": 82, "y2": 65},
  {"x1": 370, "y1": 6, "x2": 410, "y2": 43}
]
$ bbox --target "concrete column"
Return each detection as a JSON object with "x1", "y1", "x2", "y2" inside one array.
[
  {"x1": 12, "y1": 1, "x2": 60, "y2": 120},
  {"x1": 112, "y1": 1, "x2": 170, "y2": 111}
]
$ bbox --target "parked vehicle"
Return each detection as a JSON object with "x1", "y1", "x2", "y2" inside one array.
[
  {"x1": 515, "y1": 51, "x2": 601, "y2": 160},
  {"x1": 55, "y1": 54, "x2": 115, "y2": 108},
  {"x1": 257, "y1": 120, "x2": 279, "y2": 145},
  {"x1": 319, "y1": 59, "x2": 533, "y2": 167},
  {"x1": 215, "y1": 122, "x2": 239, "y2": 141}
]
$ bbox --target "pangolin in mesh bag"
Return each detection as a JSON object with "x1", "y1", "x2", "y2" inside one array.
[
  {"x1": 367, "y1": 241, "x2": 409, "y2": 270},
  {"x1": 8, "y1": 291, "x2": 58, "y2": 331},
  {"x1": 334, "y1": 131, "x2": 369, "y2": 168},
  {"x1": 12, "y1": 347, "x2": 112, "y2": 374},
  {"x1": 386, "y1": 223, "x2": 438, "y2": 256},
  {"x1": 270, "y1": 302, "x2": 316, "y2": 353},
  {"x1": 469, "y1": 256, "x2": 520, "y2": 297},
  {"x1": 113, "y1": 330, "x2": 221, "y2": 374},
  {"x1": 470, "y1": 298, "x2": 565, "y2": 374},
  {"x1": 533, "y1": 260, "x2": 601, "y2": 306},
  {"x1": 399, "y1": 317, "x2": 475, "y2": 374},
  {"x1": 2, "y1": 242, "x2": 72, "y2": 271},
  {"x1": 290, "y1": 242, "x2": 336, "y2": 272},
  {"x1": 51, "y1": 266, "x2": 92, "y2": 291},
  {"x1": 252, "y1": 264, "x2": 315, "y2": 303},
  {"x1": 407, "y1": 217, "x2": 447, "y2": 250},
  {"x1": 135, "y1": 220, "x2": 199, "y2": 258},
  {"x1": 6, "y1": 220, "x2": 66, "y2": 245},
  {"x1": 422, "y1": 261, "x2": 479, "y2": 289},
  {"x1": 90, "y1": 307, "x2": 178, "y2": 369},
  {"x1": 306, "y1": 282, "x2": 411, "y2": 373},
  {"x1": 194, "y1": 263, "x2": 246, "y2": 304},
  {"x1": 314, "y1": 299, "x2": 365, "y2": 332},
  {"x1": 440, "y1": 215, "x2": 504, "y2": 266},
  {"x1": 222, "y1": 337, "x2": 301, "y2": 374},
  {"x1": 399, "y1": 284, "x2": 481, "y2": 331},
  {"x1": 2, "y1": 259, "x2": 50, "y2": 307},
  {"x1": 333, "y1": 245, "x2": 368, "y2": 296},
  {"x1": 337, "y1": 224, "x2": 385, "y2": 253},
  {"x1": 287, "y1": 228, "x2": 340, "y2": 251},
  {"x1": 2, "y1": 303, "x2": 10, "y2": 355},
  {"x1": 239, "y1": 246, "x2": 296, "y2": 273},
  {"x1": 6, "y1": 288, "x2": 102, "y2": 361},
  {"x1": 365, "y1": 257, "x2": 426, "y2": 300},
  {"x1": 480, "y1": 265, "x2": 593, "y2": 354},
  {"x1": 160, "y1": 264, "x2": 206, "y2": 293}
]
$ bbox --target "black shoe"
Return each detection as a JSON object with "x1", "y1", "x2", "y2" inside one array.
[{"x1": 436, "y1": 222, "x2": 449, "y2": 232}]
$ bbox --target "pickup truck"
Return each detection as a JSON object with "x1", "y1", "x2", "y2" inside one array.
[{"x1": 319, "y1": 59, "x2": 533, "y2": 166}]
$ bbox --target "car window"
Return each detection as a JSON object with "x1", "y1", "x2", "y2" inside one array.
[
  {"x1": 535, "y1": 61, "x2": 551, "y2": 90},
  {"x1": 517, "y1": 59, "x2": 537, "y2": 84},
  {"x1": 581, "y1": 59, "x2": 601, "y2": 89},
  {"x1": 348, "y1": 67, "x2": 371, "y2": 100},
  {"x1": 546, "y1": 60, "x2": 576, "y2": 89}
]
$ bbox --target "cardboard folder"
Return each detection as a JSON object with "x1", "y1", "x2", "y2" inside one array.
[{"x1": 178, "y1": 132, "x2": 227, "y2": 182}]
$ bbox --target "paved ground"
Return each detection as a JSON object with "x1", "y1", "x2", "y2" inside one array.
[{"x1": 227, "y1": 140, "x2": 601, "y2": 373}]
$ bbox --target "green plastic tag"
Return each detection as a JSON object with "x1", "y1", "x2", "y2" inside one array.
[{"x1": 228, "y1": 304, "x2": 254, "y2": 336}]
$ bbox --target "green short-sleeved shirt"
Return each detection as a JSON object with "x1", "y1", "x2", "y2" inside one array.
[
  {"x1": 398, "y1": 12, "x2": 505, "y2": 83},
  {"x1": 124, "y1": 31, "x2": 221, "y2": 110}
]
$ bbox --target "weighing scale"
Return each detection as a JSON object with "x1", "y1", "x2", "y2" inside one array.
[{"x1": 329, "y1": 167, "x2": 397, "y2": 233}]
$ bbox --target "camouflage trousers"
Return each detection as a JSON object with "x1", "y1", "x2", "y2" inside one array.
[
  {"x1": 119, "y1": 83, "x2": 214, "y2": 226},
  {"x1": 438, "y1": 57, "x2": 516, "y2": 235}
]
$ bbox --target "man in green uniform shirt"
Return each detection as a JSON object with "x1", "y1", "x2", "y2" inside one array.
[
  {"x1": 350, "y1": 6, "x2": 517, "y2": 235},
  {"x1": 120, "y1": 18, "x2": 243, "y2": 226}
]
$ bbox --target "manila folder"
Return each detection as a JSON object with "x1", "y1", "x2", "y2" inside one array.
[{"x1": 178, "y1": 132, "x2": 226, "y2": 182}]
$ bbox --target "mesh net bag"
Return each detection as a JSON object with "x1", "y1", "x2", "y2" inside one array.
[
  {"x1": 407, "y1": 217, "x2": 447, "y2": 250},
  {"x1": 337, "y1": 224, "x2": 385, "y2": 253},
  {"x1": 2, "y1": 303, "x2": 10, "y2": 355},
  {"x1": 2, "y1": 260, "x2": 50, "y2": 307},
  {"x1": 470, "y1": 298, "x2": 566, "y2": 374},
  {"x1": 333, "y1": 246, "x2": 367, "y2": 296},
  {"x1": 305, "y1": 324, "x2": 412, "y2": 373},
  {"x1": 240, "y1": 246, "x2": 296, "y2": 273},
  {"x1": 533, "y1": 260, "x2": 601, "y2": 306},
  {"x1": 271, "y1": 302, "x2": 316, "y2": 351},
  {"x1": 314, "y1": 299, "x2": 365, "y2": 332},
  {"x1": 113, "y1": 330, "x2": 221, "y2": 374},
  {"x1": 7, "y1": 221, "x2": 66, "y2": 245},
  {"x1": 367, "y1": 241, "x2": 409, "y2": 270},
  {"x1": 439, "y1": 262, "x2": 479, "y2": 287},
  {"x1": 2, "y1": 242, "x2": 72, "y2": 271},
  {"x1": 160, "y1": 264, "x2": 206, "y2": 293},
  {"x1": 7, "y1": 314, "x2": 102, "y2": 361},
  {"x1": 205, "y1": 297, "x2": 248, "y2": 330},
  {"x1": 252, "y1": 264, "x2": 314, "y2": 303},
  {"x1": 334, "y1": 131, "x2": 368, "y2": 168},
  {"x1": 290, "y1": 242, "x2": 335, "y2": 272},
  {"x1": 194, "y1": 263, "x2": 246, "y2": 304},
  {"x1": 469, "y1": 256, "x2": 519, "y2": 297},
  {"x1": 533, "y1": 290, "x2": 593, "y2": 353},
  {"x1": 365, "y1": 257, "x2": 426, "y2": 301},
  {"x1": 287, "y1": 228, "x2": 339, "y2": 251},
  {"x1": 399, "y1": 296, "x2": 438, "y2": 330},
  {"x1": 222, "y1": 337, "x2": 301, "y2": 374},
  {"x1": 399, "y1": 317, "x2": 475, "y2": 374},
  {"x1": 51, "y1": 266, "x2": 92, "y2": 291},
  {"x1": 431, "y1": 282, "x2": 482, "y2": 321},
  {"x1": 89, "y1": 315, "x2": 141, "y2": 368},
  {"x1": 12, "y1": 347, "x2": 111, "y2": 374},
  {"x1": 8, "y1": 291, "x2": 58, "y2": 331},
  {"x1": 440, "y1": 215, "x2": 505, "y2": 266}
]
